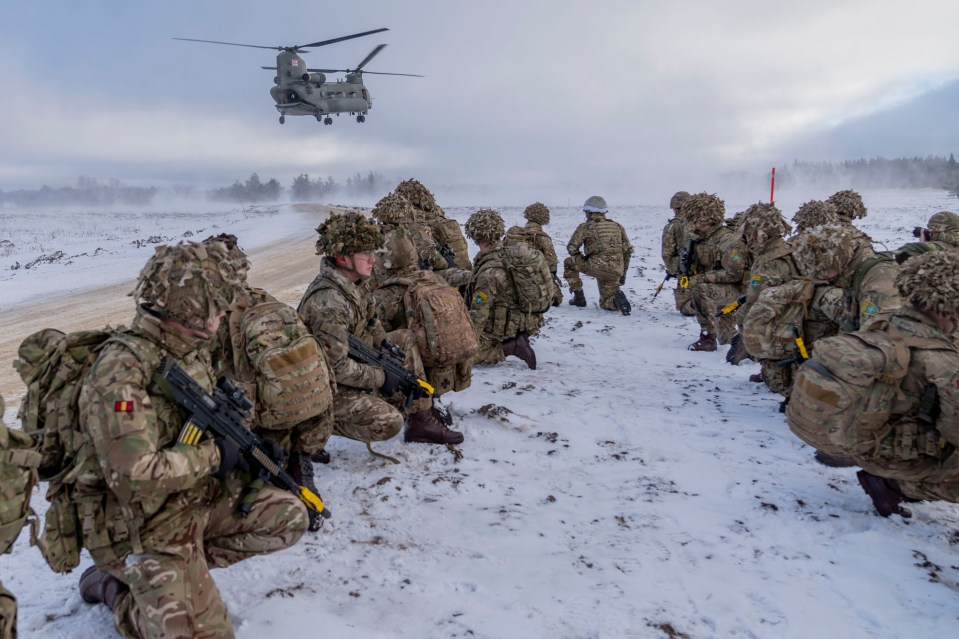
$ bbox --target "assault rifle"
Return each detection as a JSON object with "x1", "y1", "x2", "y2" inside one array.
[
  {"x1": 715, "y1": 294, "x2": 747, "y2": 317},
  {"x1": 678, "y1": 237, "x2": 698, "y2": 289},
  {"x1": 439, "y1": 244, "x2": 457, "y2": 269},
  {"x1": 159, "y1": 359, "x2": 331, "y2": 521},
  {"x1": 347, "y1": 334, "x2": 434, "y2": 409},
  {"x1": 776, "y1": 326, "x2": 809, "y2": 368},
  {"x1": 652, "y1": 273, "x2": 672, "y2": 299}
]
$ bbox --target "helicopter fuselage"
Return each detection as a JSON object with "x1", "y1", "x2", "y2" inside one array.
[{"x1": 271, "y1": 52, "x2": 371, "y2": 124}]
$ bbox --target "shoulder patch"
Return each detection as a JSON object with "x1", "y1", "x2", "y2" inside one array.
[
  {"x1": 114, "y1": 401, "x2": 134, "y2": 413},
  {"x1": 472, "y1": 291, "x2": 489, "y2": 307},
  {"x1": 750, "y1": 274, "x2": 762, "y2": 289},
  {"x1": 861, "y1": 299, "x2": 879, "y2": 316}
]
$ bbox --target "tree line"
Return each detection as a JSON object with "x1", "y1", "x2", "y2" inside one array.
[
  {"x1": 0, "y1": 177, "x2": 158, "y2": 207},
  {"x1": 775, "y1": 154, "x2": 959, "y2": 193}
]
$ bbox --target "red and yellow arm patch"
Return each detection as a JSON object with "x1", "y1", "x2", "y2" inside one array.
[{"x1": 114, "y1": 401, "x2": 135, "y2": 413}]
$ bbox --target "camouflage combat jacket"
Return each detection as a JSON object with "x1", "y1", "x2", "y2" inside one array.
[
  {"x1": 506, "y1": 222, "x2": 559, "y2": 274},
  {"x1": 661, "y1": 216, "x2": 686, "y2": 277},
  {"x1": 894, "y1": 238, "x2": 959, "y2": 264},
  {"x1": 423, "y1": 210, "x2": 472, "y2": 271},
  {"x1": 467, "y1": 243, "x2": 516, "y2": 339},
  {"x1": 298, "y1": 257, "x2": 386, "y2": 391},
  {"x1": 74, "y1": 310, "x2": 221, "y2": 550},
  {"x1": 691, "y1": 225, "x2": 748, "y2": 286},
  {"x1": 567, "y1": 214, "x2": 633, "y2": 277},
  {"x1": 745, "y1": 238, "x2": 799, "y2": 307},
  {"x1": 812, "y1": 248, "x2": 901, "y2": 332}
]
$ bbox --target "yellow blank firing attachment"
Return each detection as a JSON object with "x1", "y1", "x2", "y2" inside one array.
[
  {"x1": 299, "y1": 486, "x2": 332, "y2": 519},
  {"x1": 796, "y1": 336, "x2": 809, "y2": 360},
  {"x1": 417, "y1": 379, "x2": 435, "y2": 396},
  {"x1": 721, "y1": 301, "x2": 741, "y2": 315},
  {"x1": 679, "y1": 276, "x2": 689, "y2": 289}
]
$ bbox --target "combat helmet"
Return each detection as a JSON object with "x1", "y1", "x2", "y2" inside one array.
[
  {"x1": 792, "y1": 200, "x2": 840, "y2": 234},
  {"x1": 131, "y1": 240, "x2": 247, "y2": 330},
  {"x1": 669, "y1": 191, "x2": 690, "y2": 212},
  {"x1": 523, "y1": 202, "x2": 550, "y2": 225},
  {"x1": 395, "y1": 179, "x2": 439, "y2": 213},
  {"x1": 583, "y1": 195, "x2": 608, "y2": 214},
  {"x1": 379, "y1": 226, "x2": 418, "y2": 273},
  {"x1": 792, "y1": 224, "x2": 870, "y2": 282},
  {"x1": 314, "y1": 212, "x2": 384, "y2": 257},
  {"x1": 896, "y1": 251, "x2": 959, "y2": 317},
  {"x1": 927, "y1": 211, "x2": 959, "y2": 236},
  {"x1": 826, "y1": 189, "x2": 867, "y2": 221},
  {"x1": 739, "y1": 202, "x2": 790, "y2": 249},
  {"x1": 465, "y1": 208, "x2": 506, "y2": 243},
  {"x1": 371, "y1": 192, "x2": 416, "y2": 225},
  {"x1": 682, "y1": 192, "x2": 726, "y2": 228}
]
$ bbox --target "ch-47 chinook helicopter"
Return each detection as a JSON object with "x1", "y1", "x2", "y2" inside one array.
[{"x1": 173, "y1": 28, "x2": 423, "y2": 125}]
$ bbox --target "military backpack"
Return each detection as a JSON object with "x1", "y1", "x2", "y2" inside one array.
[
  {"x1": 502, "y1": 242, "x2": 553, "y2": 315},
  {"x1": 742, "y1": 279, "x2": 816, "y2": 361}
]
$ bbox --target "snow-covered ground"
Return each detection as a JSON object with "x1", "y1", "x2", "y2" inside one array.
[{"x1": 3, "y1": 188, "x2": 959, "y2": 638}]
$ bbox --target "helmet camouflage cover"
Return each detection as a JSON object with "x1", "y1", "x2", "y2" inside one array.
[
  {"x1": 896, "y1": 250, "x2": 959, "y2": 316},
  {"x1": 394, "y1": 178, "x2": 439, "y2": 212},
  {"x1": 379, "y1": 226, "x2": 418, "y2": 272},
  {"x1": 371, "y1": 192, "x2": 416, "y2": 225},
  {"x1": 669, "y1": 191, "x2": 691, "y2": 211},
  {"x1": 465, "y1": 208, "x2": 506, "y2": 242},
  {"x1": 826, "y1": 189, "x2": 867, "y2": 221},
  {"x1": 314, "y1": 211, "x2": 384, "y2": 256},
  {"x1": 131, "y1": 240, "x2": 248, "y2": 327},
  {"x1": 927, "y1": 210, "x2": 959, "y2": 234},
  {"x1": 791, "y1": 223, "x2": 870, "y2": 281},
  {"x1": 523, "y1": 202, "x2": 550, "y2": 224},
  {"x1": 739, "y1": 202, "x2": 791, "y2": 248},
  {"x1": 792, "y1": 200, "x2": 840, "y2": 234},
  {"x1": 682, "y1": 192, "x2": 726, "y2": 228}
]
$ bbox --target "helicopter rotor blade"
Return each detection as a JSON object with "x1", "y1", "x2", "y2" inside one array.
[
  {"x1": 297, "y1": 28, "x2": 388, "y2": 50},
  {"x1": 306, "y1": 68, "x2": 344, "y2": 73},
  {"x1": 261, "y1": 66, "x2": 278, "y2": 70},
  {"x1": 355, "y1": 44, "x2": 387, "y2": 71},
  {"x1": 172, "y1": 37, "x2": 282, "y2": 51},
  {"x1": 353, "y1": 70, "x2": 425, "y2": 77}
]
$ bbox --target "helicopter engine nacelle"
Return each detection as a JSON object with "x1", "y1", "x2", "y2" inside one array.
[{"x1": 302, "y1": 73, "x2": 327, "y2": 85}]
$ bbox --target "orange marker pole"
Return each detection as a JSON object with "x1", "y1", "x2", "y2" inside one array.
[{"x1": 769, "y1": 167, "x2": 776, "y2": 204}]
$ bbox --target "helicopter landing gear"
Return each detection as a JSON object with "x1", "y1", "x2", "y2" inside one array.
[
  {"x1": 324, "y1": 117, "x2": 333, "y2": 125},
  {"x1": 356, "y1": 115, "x2": 365, "y2": 123},
  {"x1": 279, "y1": 115, "x2": 286, "y2": 124}
]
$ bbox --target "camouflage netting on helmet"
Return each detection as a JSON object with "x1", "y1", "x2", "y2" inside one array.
[
  {"x1": 682, "y1": 192, "x2": 725, "y2": 227},
  {"x1": 896, "y1": 251, "x2": 959, "y2": 316},
  {"x1": 379, "y1": 226, "x2": 418, "y2": 272},
  {"x1": 131, "y1": 241, "x2": 247, "y2": 327},
  {"x1": 371, "y1": 192, "x2": 416, "y2": 224},
  {"x1": 395, "y1": 179, "x2": 439, "y2": 213},
  {"x1": 739, "y1": 202, "x2": 791, "y2": 248},
  {"x1": 523, "y1": 202, "x2": 550, "y2": 224},
  {"x1": 203, "y1": 232, "x2": 248, "y2": 263},
  {"x1": 465, "y1": 208, "x2": 505, "y2": 242},
  {"x1": 669, "y1": 191, "x2": 690, "y2": 211},
  {"x1": 928, "y1": 211, "x2": 959, "y2": 233},
  {"x1": 792, "y1": 224, "x2": 870, "y2": 281},
  {"x1": 314, "y1": 212, "x2": 384, "y2": 256},
  {"x1": 826, "y1": 189, "x2": 867, "y2": 221},
  {"x1": 792, "y1": 200, "x2": 840, "y2": 234}
]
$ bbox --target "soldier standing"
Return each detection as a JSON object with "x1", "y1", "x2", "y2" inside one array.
[
  {"x1": 298, "y1": 212, "x2": 464, "y2": 447},
  {"x1": 683, "y1": 193, "x2": 749, "y2": 351},
  {"x1": 465, "y1": 209, "x2": 539, "y2": 369},
  {"x1": 564, "y1": 195, "x2": 633, "y2": 315},
  {"x1": 505, "y1": 202, "x2": 564, "y2": 307},
  {"x1": 77, "y1": 241, "x2": 309, "y2": 638},
  {"x1": 661, "y1": 191, "x2": 695, "y2": 316}
]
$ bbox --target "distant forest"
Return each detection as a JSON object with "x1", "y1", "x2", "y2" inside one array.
[{"x1": 775, "y1": 154, "x2": 959, "y2": 194}]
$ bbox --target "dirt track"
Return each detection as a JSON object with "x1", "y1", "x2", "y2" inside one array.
[{"x1": 0, "y1": 205, "x2": 337, "y2": 408}]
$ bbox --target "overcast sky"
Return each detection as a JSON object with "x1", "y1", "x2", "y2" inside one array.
[{"x1": 1, "y1": 0, "x2": 958, "y2": 203}]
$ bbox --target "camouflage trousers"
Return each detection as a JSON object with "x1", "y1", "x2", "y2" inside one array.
[
  {"x1": 0, "y1": 583, "x2": 15, "y2": 639},
  {"x1": 674, "y1": 285, "x2": 696, "y2": 317},
  {"x1": 563, "y1": 255, "x2": 623, "y2": 311},
  {"x1": 426, "y1": 362, "x2": 472, "y2": 397},
  {"x1": 760, "y1": 360, "x2": 794, "y2": 396},
  {"x1": 91, "y1": 477, "x2": 307, "y2": 639},
  {"x1": 691, "y1": 281, "x2": 741, "y2": 344},
  {"x1": 473, "y1": 335, "x2": 506, "y2": 366},
  {"x1": 550, "y1": 273, "x2": 564, "y2": 306},
  {"x1": 256, "y1": 409, "x2": 334, "y2": 457}
]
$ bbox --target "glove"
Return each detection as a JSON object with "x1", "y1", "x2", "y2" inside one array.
[
  {"x1": 380, "y1": 368, "x2": 404, "y2": 397},
  {"x1": 214, "y1": 436, "x2": 246, "y2": 479}
]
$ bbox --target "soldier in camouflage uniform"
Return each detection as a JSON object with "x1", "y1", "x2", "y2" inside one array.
[
  {"x1": 792, "y1": 199, "x2": 841, "y2": 235},
  {"x1": 829, "y1": 252, "x2": 959, "y2": 517},
  {"x1": 826, "y1": 189, "x2": 868, "y2": 222},
  {"x1": 793, "y1": 224, "x2": 901, "y2": 333},
  {"x1": 465, "y1": 209, "x2": 538, "y2": 369},
  {"x1": 893, "y1": 210, "x2": 959, "y2": 264},
  {"x1": 683, "y1": 193, "x2": 749, "y2": 352},
  {"x1": 661, "y1": 191, "x2": 695, "y2": 316},
  {"x1": 76, "y1": 241, "x2": 309, "y2": 639},
  {"x1": 736, "y1": 203, "x2": 800, "y2": 386},
  {"x1": 564, "y1": 195, "x2": 633, "y2": 315},
  {"x1": 505, "y1": 202, "x2": 564, "y2": 307},
  {"x1": 298, "y1": 213, "x2": 464, "y2": 446},
  {"x1": 394, "y1": 179, "x2": 472, "y2": 271},
  {"x1": 370, "y1": 191, "x2": 458, "y2": 281},
  {"x1": 374, "y1": 228, "x2": 474, "y2": 414}
]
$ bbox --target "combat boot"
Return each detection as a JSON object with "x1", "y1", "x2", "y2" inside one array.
[
  {"x1": 688, "y1": 332, "x2": 717, "y2": 352},
  {"x1": 568, "y1": 289, "x2": 586, "y2": 307},
  {"x1": 502, "y1": 333, "x2": 537, "y2": 370},
  {"x1": 613, "y1": 290, "x2": 631, "y2": 316},
  {"x1": 405, "y1": 407, "x2": 465, "y2": 445},
  {"x1": 814, "y1": 450, "x2": 857, "y2": 468},
  {"x1": 748, "y1": 371, "x2": 764, "y2": 383},
  {"x1": 287, "y1": 452, "x2": 324, "y2": 531},
  {"x1": 856, "y1": 470, "x2": 912, "y2": 518},
  {"x1": 310, "y1": 449, "x2": 331, "y2": 465},
  {"x1": 725, "y1": 334, "x2": 750, "y2": 365},
  {"x1": 79, "y1": 566, "x2": 128, "y2": 610}
]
